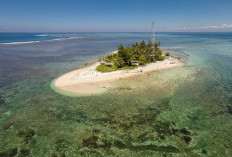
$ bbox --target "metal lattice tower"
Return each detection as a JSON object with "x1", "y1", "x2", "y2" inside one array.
[{"x1": 152, "y1": 21, "x2": 155, "y2": 42}]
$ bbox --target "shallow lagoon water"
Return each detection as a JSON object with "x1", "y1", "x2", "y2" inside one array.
[{"x1": 0, "y1": 32, "x2": 232, "y2": 156}]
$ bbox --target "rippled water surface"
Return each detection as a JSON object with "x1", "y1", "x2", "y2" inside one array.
[{"x1": 1, "y1": 32, "x2": 232, "y2": 156}]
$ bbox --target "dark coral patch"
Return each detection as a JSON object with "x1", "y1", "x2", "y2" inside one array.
[
  {"x1": 0, "y1": 96, "x2": 5, "y2": 106},
  {"x1": 181, "y1": 136, "x2": 192, "y2": 144},
  {"x1": 19, "y1": 149, "x2": 30, "y2": 156},
  {"x1": 227, "y1": 105, "x2": 232, "y2": 114},
  {"x1": 2, "y1": 121, "x2": 16, "y2": 130},
  {"x1": 179, "y1": 128, "x2": 191, "y2": 135},
  {"x1": 17, "y1": 129, "x2": 35, "y2": 144},
  {"x1": 0, "y1": 148, "x2": 18, "y2": 157}
]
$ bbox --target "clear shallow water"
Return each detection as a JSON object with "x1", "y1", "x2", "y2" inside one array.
[{"x1": 0, "y1": 32, "x2": 232, "y2": 156}]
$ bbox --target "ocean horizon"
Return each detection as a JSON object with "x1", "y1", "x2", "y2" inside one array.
[{"x1": 1, "y1": 32, "x2": 232, "y2": 44}]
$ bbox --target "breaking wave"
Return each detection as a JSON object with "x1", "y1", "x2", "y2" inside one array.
[{"x1": 0, "y1": 34, "x2": 82, "y2": 45}]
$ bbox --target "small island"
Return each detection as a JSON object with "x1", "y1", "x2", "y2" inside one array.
[
  {"x1": 96, "y1": 40, "x2": 169, "y2": 72},
  {"x1": 52, "y1": 40, "x2": 181, "y2": 95}
]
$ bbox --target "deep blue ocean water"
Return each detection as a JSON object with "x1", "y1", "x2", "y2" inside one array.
[{"x1": 0, "y1": 32, "x2": 232, "y2": 156}]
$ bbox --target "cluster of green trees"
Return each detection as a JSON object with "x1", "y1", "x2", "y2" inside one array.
[{"x1": 102, "y1": 40, "x2": 165, "y2": 68}]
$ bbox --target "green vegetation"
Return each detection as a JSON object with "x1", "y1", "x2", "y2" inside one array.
[
  {"x1": 96, "y1": 64, "x2": 138, "y2": 72},
  {"x1": 97, "y1": 40, "x2": 165, "y2": 72},
  {"x1": 165, "y1": 52, "x2": 170, "y2": 56}
]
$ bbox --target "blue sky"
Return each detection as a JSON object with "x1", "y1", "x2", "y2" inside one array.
[{"x1": 0, "y1": 0, "x2": 232, "y2": 32}]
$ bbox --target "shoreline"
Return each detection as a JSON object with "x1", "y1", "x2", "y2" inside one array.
[{"x1": 52, "y1": 51, "x2": 183, "y2": 95}]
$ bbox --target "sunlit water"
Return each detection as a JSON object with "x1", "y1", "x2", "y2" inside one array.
[{"x1": 0, "y1": 32, "x2": 232, "y2": 156}]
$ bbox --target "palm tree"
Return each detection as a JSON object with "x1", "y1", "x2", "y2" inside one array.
[
  {"x1": 139, "y1": 54, "x2": 147, "y2": 65},
  {"x1": 132, "y1": 42, "x2": 140, "y2": 59},
  {"x1": 114, "y1": 57, "x2": 125, "y2": 68},
  {"x1": 118, "y1": 44, "x2": 124, "y2": 52},
  {"x1": 134, "y1": 42, "x2": 139, "y2": 47},
  {"x1": 152, "y1": 41, "x2": 161, "y2": 56},
  {"x1": 140, "y1": 40, "x2": 147, "y2": 49}
]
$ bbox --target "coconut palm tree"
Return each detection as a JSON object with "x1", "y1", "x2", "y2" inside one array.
[
  {"x1": 139, "y1": 54, "x2": 147, "y2": 65},
  {"x1": 140, "y1": 40, "x2": 147, "y2": 49},
  {"x1": 114, "y1": 57, "x2": 125, "y2": 68},
  {"x1": 118, "y1": 44, "x2": 124, "y2": 52}
]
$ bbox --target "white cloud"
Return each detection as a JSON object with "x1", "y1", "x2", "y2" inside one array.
[
  {"x1": 221, "y1": 24, "x2": 232, "y2": 28},
  {"x1": 171, "y1": 24, "x2": 232, "y2": 32},
  {"x1": 200, "y1": 24, "x2": 232, "y2": 30}
]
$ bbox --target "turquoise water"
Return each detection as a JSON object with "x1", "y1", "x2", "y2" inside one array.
[{"x1": 1, "y1": 32, "x2": 232, "y2": 156}]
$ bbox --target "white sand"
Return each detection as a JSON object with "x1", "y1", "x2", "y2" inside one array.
[{"x1": 53, "y1": 54, "x2": 182, "y2": 95}]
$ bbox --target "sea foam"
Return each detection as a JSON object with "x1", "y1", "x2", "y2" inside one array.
[
  {"x1": 0, "y1": 41, "x2": 41, "y2": 45},
  {"x1": 0, "y1": 36, "x2": 82, "y2": 45},
  {"x1": 35, "y1": 34, "x2": 48, "y2": 37}
]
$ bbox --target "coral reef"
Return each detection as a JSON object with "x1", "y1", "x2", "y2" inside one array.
[
  {"x1": 0, "y1": 148, "x2": 18, "y2": 157},
  {"x1": 18, "y1": 129, "x2": 35, "y2": 144}
]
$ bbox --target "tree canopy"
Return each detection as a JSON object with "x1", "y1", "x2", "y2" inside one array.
[{"x1": 102, "y1": 40, "x2": 164, "y2": 68}]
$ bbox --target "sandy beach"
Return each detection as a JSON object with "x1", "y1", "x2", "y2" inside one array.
[{"x1": 53, "y1": 53, "x2": 182, "y2": 95}]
